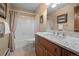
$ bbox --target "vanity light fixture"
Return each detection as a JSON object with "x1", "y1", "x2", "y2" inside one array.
[
  {"x1": 45, "y1": 3, "x2": 51, "y2": 6},
  {"x1": 51, "y1": 4, "x2": 57, "y2": 8},
  {"x1": 56, "y1": 3, "x2": 61, "y2": 4},
  {"x1": 51, "y1": 3, "x2": 61, "y2": 8}
]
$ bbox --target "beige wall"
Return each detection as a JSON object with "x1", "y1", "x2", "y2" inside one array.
[
  {"x1": 6, "y1": 4, "x2": 11, "y2": 24},
  {"x1": 48, "y1": 4, "x2": 78, "y2": 31},
  {"x1": 0, "y1": 34, "x2": 9, "y2": 55},
  {"x1": 10, "y1": 7, "x2": 36, "y2": 22},
  {"x1": 16, "y1": 12, "x2": 35, "y2": 20},
  {"x1": 10, "y1": 3, "x2": 47, "y2": 32},
  {"x1": 35, "y1": 4, "x2": 47, "y2": 32}
]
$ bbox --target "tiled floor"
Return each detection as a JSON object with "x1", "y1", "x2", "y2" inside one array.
[
  {"x1": 10, "y1": 38, "x2": 36, "y2": 56},
  {"x1": 10, "y1": 48, "x2": 36, "y2": 56}
]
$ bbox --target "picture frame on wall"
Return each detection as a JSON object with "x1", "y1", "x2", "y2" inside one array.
[
  {"x1": 0, "y1": 3, "x2": 7, "y2": 19},
  {"x1": 40, "y1": 15, "x2": 43, "y2": 23},
  {"x1": 57, "y1": 14, "x2": 67, "y2": 23}
]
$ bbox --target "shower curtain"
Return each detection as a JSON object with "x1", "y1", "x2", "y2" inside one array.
[
  {"x1": 8, "y1": 11, "x2": 17, "y2": 52},
  {"x1": 15, "y1": 16, "x2": 35, "y2": 48}
]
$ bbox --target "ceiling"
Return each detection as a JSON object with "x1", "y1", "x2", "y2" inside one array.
[
  {"x1": 10, "y1": 3, "x2": 40, "y2": 13},
  {"x1": 47, "y1": 3, "x2": 68, "y2": 15},
  {"x1": 10, "y1": 3, "x2": 68, "y2": 15}
]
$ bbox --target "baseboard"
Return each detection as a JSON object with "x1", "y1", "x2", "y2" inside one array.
[{"x1": 3, "y1": 48, "x2": 10, "y2": 56}]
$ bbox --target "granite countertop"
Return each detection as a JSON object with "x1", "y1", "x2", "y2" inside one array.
[{"x1": 35, "y1": 32, "x2": 79, "y2": 55}]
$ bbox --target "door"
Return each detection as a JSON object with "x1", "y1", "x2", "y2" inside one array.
[{"x1": 74, "y1": 6, "x2": 79, "y2": 32}]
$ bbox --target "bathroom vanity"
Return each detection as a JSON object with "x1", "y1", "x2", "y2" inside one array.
[{"x1": 35, "y1": 32, "x2": 79, "y2": 56}]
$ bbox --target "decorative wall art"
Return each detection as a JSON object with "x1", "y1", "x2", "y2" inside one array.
[
  {"x1": 40, "y1": 15, "x2": 43, "y2": 23},
  {"x1": 57, "y1": 14, "x2": 67, "y2": 23},
  {"x1": 0, "y1": 3, "x2": 7, "y2": 19}
]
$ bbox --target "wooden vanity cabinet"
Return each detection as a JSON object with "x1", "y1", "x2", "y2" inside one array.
[
  {"x1": 62, "y1": 49, "x2": 76, "y2": 56},
  {"x1": 46, "y1": 50, "x2": 53, "y2": 56},
  {"x1": 35, "y1": 35, "x2": 61, "y2": 56},
  {"x1": 39, "y1": 37, "x2": 61, "y2": 56},
  {"x1": 35, "y1": 35, "x2": 78, "y2": 56},
  {"x1": 35, "y1": 43, "x2": 45, "y2": 56},
  {"x1": 35, "y1": 35, "x2": 46, "y2": 56}
]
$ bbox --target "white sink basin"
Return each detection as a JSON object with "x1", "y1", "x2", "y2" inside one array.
[{"x1": 42, "y1": 32, "x2": 53, "y2": 35}]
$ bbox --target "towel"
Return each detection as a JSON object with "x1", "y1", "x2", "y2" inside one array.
[
  {"x1": 4, "y1": 21, "x2": 10, "y2": 34},
  {"x1": 58, "y1": 24, "x2": 63, "y2": 31},
  {"x1": 0, "y1": 18, "x2": 10, "y2": 34}
]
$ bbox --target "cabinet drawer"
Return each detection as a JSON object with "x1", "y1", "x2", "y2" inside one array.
[
  {"x1": 39, "y1": 37, "x2": 61, "y2": 56},
  {"x1": 62, "y1": 49, "x2": 77, "y2": 56}
]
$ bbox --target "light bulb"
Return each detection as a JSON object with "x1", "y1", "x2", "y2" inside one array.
[
  {"x1": 45, "y1": 3, "x2": 51, "y2": 5},
  {"x1": 51, "y1": 4, "x2": 57, "y2": 8}
]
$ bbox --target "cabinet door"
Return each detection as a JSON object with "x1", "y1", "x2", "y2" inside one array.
[
  {"x1": 39, "y1": 38, "x2": 61, "y2": 56},
  {"x1": 35, "y1": 35, "x2": 40, "y2": 44},
  {"x1": 35, "y1": 43, "x2": 45, "y2": 56},
  {"x1": 62, "y1": 49, "x2": 77, "y2": 56},
  {"x1": 46, "y1": 51, "x2": 54, "y2": 56}
]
